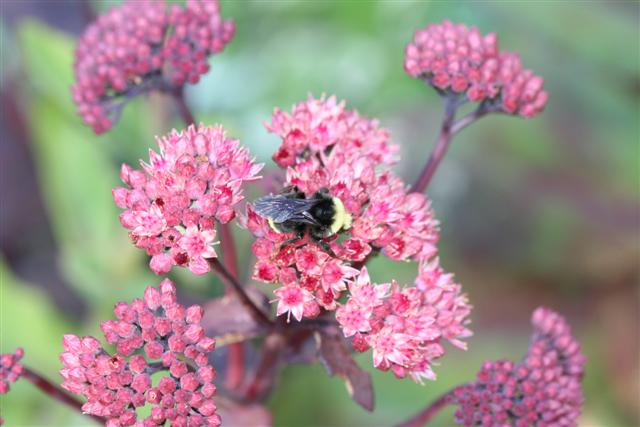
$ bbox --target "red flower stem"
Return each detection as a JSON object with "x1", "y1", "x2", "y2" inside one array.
[
  {"x1": 79, "y1": 0, "x2": 95, "y2": 24},
  {"x1": 411, "y1": 100, "x2": 493, "y2": 194},
  {"x1": 394, "y1": 388, "x2": 455, "y2": 427},
  {"x1": 208, "y1": 258, "x2": 273, "y2": 327},
  {"x1": 450, "y1": 105, "x2": 492, "y2": 135},
  {"x1": 410, "y1": 100, "x2": 457, "y2": 194},
  {"x1": 242, "y1": 333, "x2": 285, "y2": 401},
  {"x1": 218, "y1": 223, "x2": 245, "y2": 391},
  {"x1": 172, "y1": 87, "x2": 196, "y2": 127},
  {"x1": 21, "y1": 366, "x2": 103, "y2": 424}
]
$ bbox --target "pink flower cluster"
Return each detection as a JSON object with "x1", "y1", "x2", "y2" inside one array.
[
  {"x1": 404, "y1": 20, "x2": 548, "y2": 117},
  {"x1": 0, "y1": 348, "x2": 24, "y2": 394},
  {"x1": 336, "y1": 261, "x2": 471, "y2": 382},
  {"x1": 451, "y1": 307, "x2": 585, "y2": 427},
  {"x1": 113, "y1": 124, "x2": 263, "y2": 275},
  {"x1": 245, "y1": 96, "x2": 440, "y2": 321},
  {"x1": 72, "y1": 0, "x2": 234, "y2": 133},
  {"x1": 266, "y1": 95, "x2": 398, "y2": 168},
  {"x1": 60, "y1": 280, "x2": 220, "y2": 426}
]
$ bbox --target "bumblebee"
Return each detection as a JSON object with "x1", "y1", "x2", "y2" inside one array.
[{"x1": 253, "y1": 186, "x2": 352, "y2": 252}]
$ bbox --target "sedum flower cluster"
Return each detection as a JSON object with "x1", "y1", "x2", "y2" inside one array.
[
  {"x1": 72, "y1": 0, "x2": 234, "y2": 133},
  {"x1": 451, "y1": 307, "x2": 586, "y2": 427},
  {"x1": 405, "y1": 20, "x2": 548, "y2": 117},
  {"x1": 0, "y1": 348, "x2": 24, "y2": 395},
  {"x1": 336, "y1": 262, "x2": 471, "y2": 382},
  {"x1": 113, "y1": 124, "x2": 263, "y2": 276},
  {"x1": 60, "y1": 280, "x2": 220, "y2": 426},
  {"x1": 243, "y1": 95, "x2": 472, "y2": 381}
]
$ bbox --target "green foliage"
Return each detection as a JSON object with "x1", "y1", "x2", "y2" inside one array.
[
  {"x1": 0, "y1": 258, "x2": 86, "y2": 425},
  {"x1": 18, "y1": 21, "x2": 155, "y2": 310}
]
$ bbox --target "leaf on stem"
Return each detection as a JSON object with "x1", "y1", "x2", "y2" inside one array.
[
  {"x1": 315, "y1": 328, "x2": 374, "y2": 411},
  {"x1": 201, "y1": 287, "x2": 269, "y2": 346},
  {"x1": 216, "y1": 396, "x2": 272, "y2": 427}
]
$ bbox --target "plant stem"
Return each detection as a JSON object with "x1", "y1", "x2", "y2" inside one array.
[
  {"x1": 411, "y1": 99, "x2": 493, "y2": 194},
  {"x1": 450, "y1": 104, "x2": 492, "y2": 135},
  {"x1": 410, "y1": 98, "x2": 457, "y2": 194},
  {"x1": 208, "y1": 258, "x2": 273, "y2": 327},
  {"x1": 242, "y1": 333, "x2": 285, "y2": 401},
  {"x1": 394, "y1": 388, "x2": 455, "y2": 427},
  {"x1": 172, "y1": 87, "x2": 196, "y2": 127},
  {"x1": 218, "y1": 223, "x2": 245, "y2": 391},
  {"x1": 21, "y1": 367, "x2": 103, "y2": 424}
]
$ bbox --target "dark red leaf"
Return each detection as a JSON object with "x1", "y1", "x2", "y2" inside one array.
[
  {"x1": 201, "y1": 287, "x2": 268, "y2": 346},
  {"x1": 216, "y1": 396, "x2": 272, "y2": 426},
  {"x1": 315, "y1": 327, "x2": 374, "y2": 411}
]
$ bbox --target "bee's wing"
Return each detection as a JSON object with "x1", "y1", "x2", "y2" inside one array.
[{"x1": 253, "y1": 196, "x2": 321, "y2": 224}]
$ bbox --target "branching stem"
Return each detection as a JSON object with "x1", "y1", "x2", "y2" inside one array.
[
  {"x1": 394, "y1": 388, "x2": 455, "y2": 427},
  {"x1": 172, "y1": 87, "x2": 196, "y2": 127},
  {"x1": 208, "y1": 258, "x2": 274, "y2": 328},
  {"x1": 22, "y1": 367, "x2": 103, "y2": 424},
  {"x1": 411, "y1": 99, "x2": 494, "y2": 193}
]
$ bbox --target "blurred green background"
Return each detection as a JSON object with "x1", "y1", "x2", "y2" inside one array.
[{"x1": 1, "y1": 1, "x2": 638, "y2": 426}]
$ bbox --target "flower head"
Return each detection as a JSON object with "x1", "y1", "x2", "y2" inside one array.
[
  {"x1": 336, "y1": 262, "x2": 471, "y2": 382},
  {"x1": 451, "y1": 307, "x2": 585, "y2": 427},
  {"x1": 114, "y1": 124, "x2": 263, "y2": 275},
  {"x1": 60, "y1": 279, "x2": 220, "y2": 426},
  {"x1": 266, "y1": 95, "x2": 398, "y2": 167},
  {"x1": 245, "y1": 96, "x2": 439, "y2": 318},
  {"x1": 72, "y1": 0, "x2": 234, "y2": 133},
  {"x1": 405, "y1": 20, "x2": 547, "y2": 117},
  {"x1": 0, "y1": 348, "x2": 24, "y2": 394}
]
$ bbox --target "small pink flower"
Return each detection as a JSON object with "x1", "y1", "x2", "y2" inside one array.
[
  {"x1": 273, "y1": 285, "x2": 314, "y2": 322},
  {"x1": 370, "y1": 328, "x2": 412, "y2": 368},
  {"x1": 60, "y1": 279, "x2": 220, "y2": 426},
  {"x1": 0, "y1": 348, "x2": 24, "y2": 395},
  {"x1": 451, "y1": 307, "x2": 585, "y2": 427},
  {"x1": 335, "y1": 301, "x2": 371, "y2": 337},
  {"x1": 347, "y1": 268, "x2": 390, "y2": 310},
  {"x1": 178, "y1": 226, "x2": 217, "y2": 274},
  {"x1": 405, "y1": 20, "x2": 547, "y2": 118},
  {"x1": 114, "y1": 125, "x2": 262, "y2": 275},
  {"x1": 72, "y1": 0, "x2": 234, "y2": 133}
]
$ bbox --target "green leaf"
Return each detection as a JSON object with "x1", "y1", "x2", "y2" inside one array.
[
  {"x1": 17, "y1": 20, "x2": 154, "y2": 306},
  {"x1": 0, "y1": 258, "x2": 87, "y2": 425}
]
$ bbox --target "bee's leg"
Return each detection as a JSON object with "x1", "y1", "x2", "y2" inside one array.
[
  {"x1": 315, "y1": 238, "x2": 336, "y2": 256},
  {"x1": 279, "y1": 230, "x2": 305, "y2": 251},
  {"x1": 309, "y1": 232, "x2": 337, "y2": 257}
]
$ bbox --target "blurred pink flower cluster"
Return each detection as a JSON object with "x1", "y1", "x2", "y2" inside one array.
[
  {"x1": 113, "y1": 124, "x2": 262, "y2": 275},
  {"x1": 336, "y1": 263, "x2": 471, "y2": 382},
  {"x1": 451, "y1": 307, "x2": 585, "y2": 426},
  {"x1": 0, "y1": 348, "x2": 24, "y2": 395},
  {"x1": 60, "y1": 280, "x2": 220, "y2": 426},
  {"x1": 404, "y1": 20, "x2": 548, "y2": 117},
  {"x1": 72, "y1": 0, "x2": 234, "y2": 133}
]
